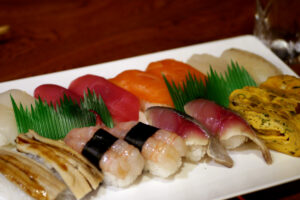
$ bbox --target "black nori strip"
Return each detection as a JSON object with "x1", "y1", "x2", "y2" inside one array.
[
  {"x1": 125, "y1": 122, "x2": 158, "y2": 151},
  {"x1": 82, "y1": 129, "x2": 117, "y2": 169}
]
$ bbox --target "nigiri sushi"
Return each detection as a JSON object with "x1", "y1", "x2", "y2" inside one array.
[
  {"x1": 16, "y1": 131, "x2": 103, "y2": 199},
  {"x1": 110, "y1": 70, "x2": 174, "y2": 109},
  {"x1": 184, "y1": 99, "x2": 272, "y2": 164},
  {"x1": 69, "y1": 74, "x2": 140, "y2": 122},
  {"x1": 64, "y1": 126, "x2": 144, "y2": 187},
  {"x1": 145, "y1": 106, "x2": 234, "y2": 167},
  {"x1": 146, "y1": 59, "x2": 206, "y2": 86},
  {"x1": 34, "y1": 84, "x2": 81, "y2": 107},
  {"x1": 100, "y1": 121, "x2": 187, "y2": 177},
  {"x1": 0, "y1": 89, "x2": 36, "y2": 146},
  {"x1": 0, "y1": 148, "x2": 67, "y2": 200}
]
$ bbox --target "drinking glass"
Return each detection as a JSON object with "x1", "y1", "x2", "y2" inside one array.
[{"x1": 254, "y1": 0, "x2": 300, "y2": 64}]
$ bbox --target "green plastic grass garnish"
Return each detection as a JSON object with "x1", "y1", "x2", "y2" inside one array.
[
  {"x1": 164, "y1": 61, "x2": 257, "y2": 112},
  {"x1": 12, "y1": 90, "x2": 113, "y2": 140}
]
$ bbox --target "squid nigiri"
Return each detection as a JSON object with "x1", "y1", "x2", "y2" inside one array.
[
  {"x1": 145, "y1": 106, "x2": 234, "y2": 167},
  {"x1": 184, "y1": 99, "x2": 272, "y2": 164},
  {"x1": 69, "y1": 74, "x2": 140, "y2": 122},
  {"x1": 64, "y1": 126, "x2": 144, "y2": 187},
  {"x1": 100, "y1": 121, "x2": 187, "y2": 177}
]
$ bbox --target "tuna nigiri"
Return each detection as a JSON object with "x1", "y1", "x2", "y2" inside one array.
[
  {"x1": 34, "y1": 84, "x2": 81, "y2": 107},
  {"x1": 69, "y1": 74, "x2": 140, "y2": 123},
  {"x1": 100, "y1": 121, "x2": 187, "y2": 177},
  {"x1": 184, "y1": 99, "x2": 272, "y2": 164},
  {"x1": 64, "y1": 126, "x2": 144, "y2": 187},
  {"x1": 145, "y1": 106, "x2": 234, "y2": 167}
]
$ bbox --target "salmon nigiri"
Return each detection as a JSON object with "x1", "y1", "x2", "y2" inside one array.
[
  {"x1": 184, "y1": 99, "x2": 272, "y2": 164},
  {"x1": 146, "y1": 59, "x2": 206, "y2": 86},
  {"x1": 110, "y1": 70, "x2": 174, "y2": 109}
]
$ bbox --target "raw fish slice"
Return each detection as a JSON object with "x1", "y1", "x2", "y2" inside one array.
[
  {"x1": 110, "y1": 70, "x2": 174, "y2": 108},
  {"x1": 184, "y1": 99, "x2": 272, "y2": 164},
  {"x1": 0, "y1": 104, "x2": 18, "y2": 146},
  {"x1": 69, "y1": 74, "x2": 140, "y2": 122},
  {"x1": 0, "y1": 89, "x2": 35, "y2": 146},
  {"x1": 34, "y1": 84, "x2": 81, "y2": 107},
  {"x1": 145, "y1": 106, "x2": 233, "y2": 167},
  {"x1": 0, "y1": 89, "x2": 35, "y2": 109},
  {"x1": 146, "y1": 59, "x2": 206, "y2": 86}
]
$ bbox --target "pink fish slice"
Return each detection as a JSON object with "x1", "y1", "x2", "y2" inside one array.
[
  {"x1": 145, "y1": 106, "x2": 233, "y2": 167},
  {"x1": 184, "y1": 99, "x2": 272, "y2": 164}
]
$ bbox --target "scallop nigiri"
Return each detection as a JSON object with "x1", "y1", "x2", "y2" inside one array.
[
  {"x1": 145, "y1": 106, "x2": 234, "y2": 167},
  {"x1": 100, "y1": 121, "x2": 187, "y2": 177},
  {"x1": 184, "y1": 99, "x2": 272, "y2": 164},
  {"x1": 64, "y1": 126, "x2": 144, "y2": 187},
  {"x1": 69, "y1": 74, "x2": 140, "y2": 122}
]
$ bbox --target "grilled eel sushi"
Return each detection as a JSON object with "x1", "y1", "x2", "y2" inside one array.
[{"x1": 9, "y1": 131, "x2": 103, "y2": 200}]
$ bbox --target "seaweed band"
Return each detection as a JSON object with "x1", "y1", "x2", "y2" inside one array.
[
  {"x1": 82, "y1": 129, "x2": 118, "y2": 168},
  {"x1": 125, "y1": 122, "x2": 159, "y2": 150}
]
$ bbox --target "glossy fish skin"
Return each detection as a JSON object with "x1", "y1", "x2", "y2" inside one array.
[
  {"x1": 184, "y1": 99, "x2": 272, "y2": 164},
  {"x1": 145, "y1": 106, "x2": 233, "y2": 167}
]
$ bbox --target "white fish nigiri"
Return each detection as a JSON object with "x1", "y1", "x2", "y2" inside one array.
[{"x1": 0, "y1": 89, "x2": 35, "y2": 146}]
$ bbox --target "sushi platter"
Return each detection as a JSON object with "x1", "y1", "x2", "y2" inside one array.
[{"x1": 0, "y1": 35, "x2": 300, "y2": 200}]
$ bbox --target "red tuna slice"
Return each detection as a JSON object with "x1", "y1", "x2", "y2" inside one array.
[
  {"x1": 184, "y1": 99, "x2": 272, "y2": 164},
  {"x1": 145, "y1": 106, "x2": 233, "y2": 167},
  {"x1": 68, "y1": 74, "x2": 140, "y2": 123},
  {"x1": 34, "y1": 84, "x2": 81, "y2": 107}
]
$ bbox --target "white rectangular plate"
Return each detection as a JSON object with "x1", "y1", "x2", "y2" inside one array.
[{"x1": 0, "y1": 35, "x2": 299, "y2": 200}]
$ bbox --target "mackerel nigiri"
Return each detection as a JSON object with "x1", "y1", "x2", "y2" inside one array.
[
  {"x1": 184, "y1": 99, "x2": 272, "y2": 164},
  {"x1": 145, "y1": 106, "x2": 233, "y2": 167}
]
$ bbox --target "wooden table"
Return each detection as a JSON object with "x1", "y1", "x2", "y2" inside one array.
[{"x1": 0, "y1": 0, "x2": 299, "y2": 199}]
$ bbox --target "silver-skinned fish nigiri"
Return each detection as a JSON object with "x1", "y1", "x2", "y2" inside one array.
[
  {"x1": 145, "y1": 106, "x2": 234, "y2": 167},
  {"x1": 184, "y1": 99, "x2": 272, "y2": 164}
]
